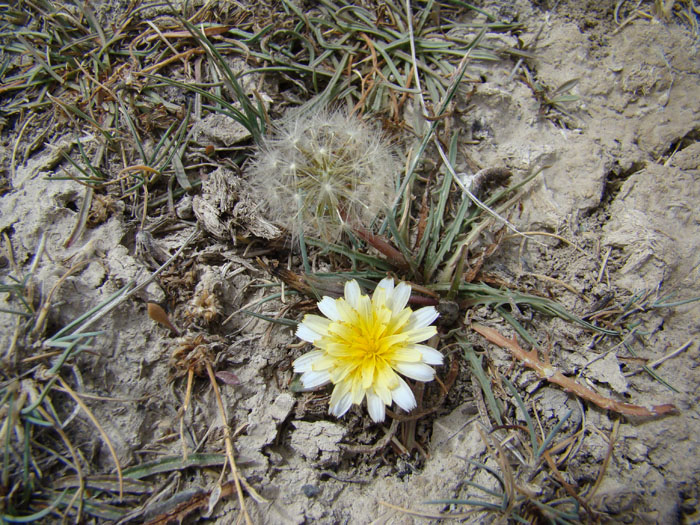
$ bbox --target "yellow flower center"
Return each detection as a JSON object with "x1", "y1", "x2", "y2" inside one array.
[{"x1": 313, "y1": 289, "x2": 416, "y2": 401}]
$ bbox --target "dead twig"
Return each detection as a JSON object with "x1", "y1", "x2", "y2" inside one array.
[{"x1": 471, "y1": 324, "x2": 677, "y2": 417}]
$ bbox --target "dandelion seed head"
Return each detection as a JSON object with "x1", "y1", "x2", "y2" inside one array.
[{"x1": 247, "y1": 108, "x2": 399, "y2": 241}]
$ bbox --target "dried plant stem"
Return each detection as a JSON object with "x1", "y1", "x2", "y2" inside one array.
[
  {"x1": 379, "y1": 499, "x2": 478, "y2": 519},
  {"x1": 542, "y1": 450, "x2": 594, "y2": 518},
  {"x1": 586, "y1": 418, "x2": 619, "y2": 503},
  {"x1": 472, "y1": 324, "x2": 677, "y2": 417},
  {"x1": 56, "y1": 375, "x2": 123, "y2": 500},
  {"x1": 35, "y1": 403, "x2": 85, "y2": 520},
  {"x1": 597, "y1": 246, "x2": 612, "y2": 284},
  {"x1": 32, "y1": 260, "x2": 91, "y2": 337},
  {"x1": 434, "y1": 136, "x2": 529, "y2": 241},
  {"x1": 648, "y1": 339, "x2": 693, "y2": 369},
  {"x1": 405, "y1": 0, "x2": 427, "y2": 115},
  {"x1": 511, "y1": 230, "x2": 586, "y2": 254},
  {"x1": 179, "y1": 369, "x2": 195, "y2": 460},
  {"x1": 204, "y1": 360, "x2": 251, "y2": 525},
  {"x1": 11, "y1": 113, "x2": 37, "y2": 183},
  {"x1": 522, "y1": 272, "x2": 583, "y2": 297}
]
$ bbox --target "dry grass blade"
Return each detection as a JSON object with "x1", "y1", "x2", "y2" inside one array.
[
  {"x1": 31, "y1": 260, "x2": 91, "y2": 338},
  {"x1": 56, "y1": 375, "x2": 124, "y2": 500},
  {"x1": 378, "y1": 499, "x2": 479, "y2": 519},
  {"x1": 471, "y1": 323, "x2": 677, "y2": 417},
  {"x1": 585, "y1": 418, "x2": 619, "y2": 504},
  {"x1": 33, "y1": 399, "x2": 86, "y2": 519},
  {"x1": 204, "y1": 360, "x2": 252, "y2": 525},
  {"x1": 141, "y1": 480, "x2": 246, "y2": 525},
  {"x1": 541, "y1": 450, "x2": 594, "y2": 518},
  {"x1": 179, "y1": 368, "x2": 195, "y2": 461}
]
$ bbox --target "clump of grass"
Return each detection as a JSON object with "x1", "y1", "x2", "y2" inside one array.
[
  {"x1": 0, "y1": 251, "x2": 123, "y2": 522},
  {"x1": 423, "y1": 403, "x2": 595, "y2": 524},
  {"x1": 0, "y1": 230, "x2": 206, "y2": 522},
  {"x1": 246, "y1": 107, "x2": 400, "y2": 242}
]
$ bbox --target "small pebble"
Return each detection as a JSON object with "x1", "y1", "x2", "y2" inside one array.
[{"x1": 302, "y1": 484, "x2": 321, "y2": 498}]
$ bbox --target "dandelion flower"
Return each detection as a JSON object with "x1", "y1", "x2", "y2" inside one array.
[
  {"x1": 246, "y1": 108, "x2": 399, "y2": 241},
  {"x1": 293, "y1": 278, "x2": 442, "y2": 423}
]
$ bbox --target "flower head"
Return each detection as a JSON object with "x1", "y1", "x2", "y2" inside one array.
[
  {"x1": 293, "y1": 278, "x2": 442, "y2": 422},
  {"x1": 246, "y1": 109, "x2": 399, "y2": 241}
]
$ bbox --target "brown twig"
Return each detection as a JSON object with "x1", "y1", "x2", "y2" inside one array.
[{"x1": 471, "y1": 324, "x2": 677, "y2": 417}]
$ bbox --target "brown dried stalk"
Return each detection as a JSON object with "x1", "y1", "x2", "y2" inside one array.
[
  {"x1": 471, "y1": 324, "x2": 676, "y2": 417},
  {"x1": 204, "y1": 360, "x2": 252, "y2": 525},
  {"x1": 352, "y1": 226, "x2": 410, "y2": 271}
]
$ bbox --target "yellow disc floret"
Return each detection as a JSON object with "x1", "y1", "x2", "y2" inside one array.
[{"x1": 293, "y1": 278, "x2": 442, "y2": 422}]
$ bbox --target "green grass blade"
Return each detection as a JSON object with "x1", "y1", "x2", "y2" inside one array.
[
  {"x1": 2, "y1": 489, "x2": 69, "y2": 523},
  {"x1": 536, "y1": 409, "x2": 573, "y2": 459},
  {"x1": 504, "y1": 378, "x2": 538, "y2": 454},
  {"x1": 122, "y1": 453, "x2": 227, "y2": 479},
  {"x1": 460, "y1": 342, "x2": 503, "y2": 425}
]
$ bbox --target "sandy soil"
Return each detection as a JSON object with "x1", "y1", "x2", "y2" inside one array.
[{"x1": 1, "y1": 1, "x2": 699, "y2": 523}]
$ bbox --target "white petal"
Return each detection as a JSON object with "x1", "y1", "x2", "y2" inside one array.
[
  {"x1": 303, "y1": 314, "x2": 332, "y2": 335},
  {"x1": 415, "y1": 344, "x2": 444, "y2": 365},
  {"x1": 407, "y1": 306, "x2": 439, "y2": 329},
  {"x1": 329, "y1": 391, "x2": 353, "y2": 418},
  {"x1": 300, "y1": 370, "x2": 331, "y2": 389},
  {"x1": 404, "y1": 325, "x2": 437, "y2": 344},
  {"x1": 366, "y1": 392, "x2": 386, "y2": 423},
  {"x1": 390, "y1": 281, "x2": 411, "y2": 314},
  {"x1": 344, "y1": 279, "x2": 362, "y2": 309},
  {"x1": 376, "y1": 277, "x2": 394, "y2": 298},
  {"x1": 391, "y1": 377, "x2": 417, "y2": 412},
  {"x1": 317, "y1": 296, "x2": 341, "y2": 321},
  {"x1": 395, "y1": 362, "x2": 436, "y2": 382},
  {"x1": 292, "y1": 350, "x2": 324, "y2": 372},
  {"x1": 296, "y1": 323, "x2": 321, "y2": 343}
]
